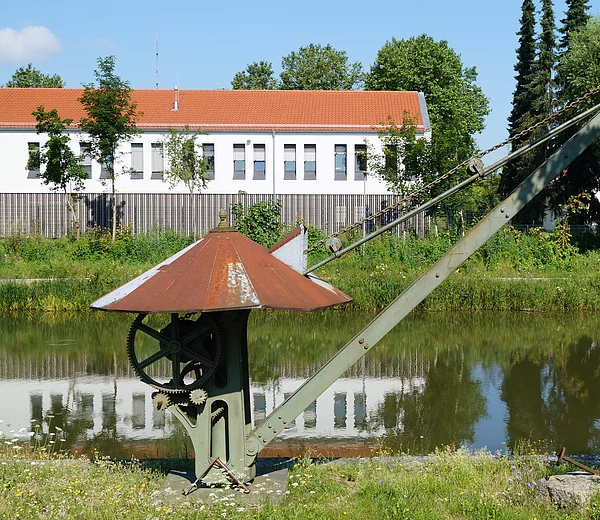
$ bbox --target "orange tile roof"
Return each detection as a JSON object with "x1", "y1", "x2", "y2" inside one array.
[{"x1": 0, "y1": 88, "x2": 426, "y2": 132}]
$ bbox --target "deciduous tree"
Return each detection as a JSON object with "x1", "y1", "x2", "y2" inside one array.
[
  {"x1": 366, "y1": 35, "x2": 489, "y2": 216},
  {"x1": 28, "y1": 106, "x2": 88, "y2": 236},
  {"x1": 280, "y1": 43, "x2": 363, "y2": 90},
  {"x1": 553, "y1": 16, "x2": 600, "y2": 221},
  {"x1": 79, "y1": 56, "x2": 141, "y2": 240},
  {"x1": 231, "y1": 61, "x2": 278, "y2": 90},
  {"x1": 162, "y1": 126, "x2": 210, "y2": 240},
  {"x1": 5, "y1": 64, "x2": 64, "y2": 88}
]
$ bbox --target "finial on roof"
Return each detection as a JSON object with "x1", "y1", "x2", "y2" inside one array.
[{"x1": 211, "y1": 208, "x2": 235, "y2": 233}]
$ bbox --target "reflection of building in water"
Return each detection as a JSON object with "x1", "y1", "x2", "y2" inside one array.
[
  {"x1": 251, "y1": 377, "x2": 425, "y2": 439},
  {"x1": 1, "y1": 375, "x2": 425, "y2": 441}
]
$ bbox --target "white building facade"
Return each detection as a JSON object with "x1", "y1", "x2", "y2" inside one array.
[{"x1": 0, "y1": 89, "x2": 431, "y2": 236}]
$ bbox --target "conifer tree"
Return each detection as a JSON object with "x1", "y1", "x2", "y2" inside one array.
[
  {"x1": 500, "y1": 0, "x2": 537, "y2": 206},
  {"x1": 559, "y1": 0, "x2": 591, "y2": 51}
]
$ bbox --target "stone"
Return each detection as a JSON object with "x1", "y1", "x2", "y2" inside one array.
[{"x1": 537, "y1": 472, "x2": 600, "y2": 510}]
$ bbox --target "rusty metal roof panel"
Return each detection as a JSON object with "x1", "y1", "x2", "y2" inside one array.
[{"x1": 90, "y1": 230, "x2": 351, "y2": 313}]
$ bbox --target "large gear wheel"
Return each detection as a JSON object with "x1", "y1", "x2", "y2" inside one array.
[{"x1": 127, "y1": 312, "x2": 222, "y2": 393}]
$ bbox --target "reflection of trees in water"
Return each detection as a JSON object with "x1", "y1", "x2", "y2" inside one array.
[
  {"x1": 502, "y1": 336, "x2": 600, "y2": 453},
  {"x1": 502, "y1": 358, "x2": 547, "y2": 450},
  {"x1": 544, "y1": 336, "x2": 600, "y2": 453},
  {"x1": 372, "y1": 349, "x2": 487, "y2": 454}
]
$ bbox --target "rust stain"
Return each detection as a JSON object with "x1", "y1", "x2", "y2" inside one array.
[{"x1": 91, "y1": 229, "x2": 351, "y2": 313}]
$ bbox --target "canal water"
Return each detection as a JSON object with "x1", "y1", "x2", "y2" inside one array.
[{"x1": 0, "y1": 310, "x2": 599, "y2": 458}]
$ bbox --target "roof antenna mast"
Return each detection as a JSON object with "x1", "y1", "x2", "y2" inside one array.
[{"x1": 155, "y1": 32, "x2": 159, "y2": 89}]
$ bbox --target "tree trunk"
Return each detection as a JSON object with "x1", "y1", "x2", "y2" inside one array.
[
  {"x1": 64, "y1": 191, "x2": 80, "y2": 239},
  {"x1": 111, "y1": 158, "x2": 117, "y2": 241},
  {"x1": 190, "y1": 191, "x2": 197, "y2": 241}
]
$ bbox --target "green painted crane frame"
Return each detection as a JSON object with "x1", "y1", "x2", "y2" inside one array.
[{"x1": 244, "y1": 110, "x2": 600, "y2": 458}]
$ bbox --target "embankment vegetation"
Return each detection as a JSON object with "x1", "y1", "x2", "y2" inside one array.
[{"x1": 0, "y1": 224, "x2": 599, "y2": 312}]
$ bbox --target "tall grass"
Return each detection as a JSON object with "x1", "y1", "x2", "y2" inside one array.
[{"x1": 1, "y1": 226, "x2": 600, "y2": 311}]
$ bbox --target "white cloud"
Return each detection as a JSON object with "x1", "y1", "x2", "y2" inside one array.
[{"x1": 0, "y1": 26, "x2": 61, "y2": 64}]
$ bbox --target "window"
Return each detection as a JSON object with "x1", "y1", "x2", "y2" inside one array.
[
  {"x1": 253, "y1": 144, "x2": 266, "y2": 180},
  {"x1": 355, "y1": 144, "x2": 367, "y2": 180},
  {"x1": 27, "y1": 142, "x2": 40, "y2": 179},
  {"x1": 233, "y1": 144, "x2": 245, "y2": 179},
  {"x1": 100, "y1": 154, "x2": 111, "y2": 180},
  {"x1": 284, "y1": 144, "x2": 296, "y2": 180},
  {"x1": 203, "y1": 143, "x2": 215, "y2": 180},
  {"x1": 131, "y1": 143, "x2": 143, "y2": 179},
  {"x1": 151, "y1": 143, "x2": 164, "y2": 179},
  {"x1": 80, "y1": 142, "x2": 92, "y2": 178},
  {"x1": 335, "y1": 144, "x2": 347, "y2": 180},
  {"x1": 304, "y1": 144, "x2": 316, "y2": 180}
]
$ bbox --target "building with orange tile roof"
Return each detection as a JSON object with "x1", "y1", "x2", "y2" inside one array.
[{"x1": 0, "y1": 88, "x2": 430, "y2": 236}]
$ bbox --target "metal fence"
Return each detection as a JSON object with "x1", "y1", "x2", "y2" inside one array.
[{"x1": 0, "y1": 192, "x2": 429, "y2": 238}]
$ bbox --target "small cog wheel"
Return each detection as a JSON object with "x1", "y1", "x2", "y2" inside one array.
[
  {"x1": 152, "y1": 391, "x2": 172, "y2": 411},
  {"x1": 127, "y1": 312, "x2": 222, "y2": 393},
  {"x1": 189, "y1": 388, "x2": 208, "y2": 406},
  {"x1": 211, "y1": 406, "x2": 225, "y2": 422}
]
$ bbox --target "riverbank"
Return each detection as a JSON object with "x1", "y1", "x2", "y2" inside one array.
[
  {"x1": 0, "y1": 228, "x2": 599, "y2": 312},
  {"x1": 0, "y1": 446, "x2": 596, "y2": 519}
]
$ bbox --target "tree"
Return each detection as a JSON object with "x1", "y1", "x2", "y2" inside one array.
[
  {"x1": 28, "y1": 106, "x2": 88, "y2": 237},
  {"x1": 501, "y1": 0, "x2": 556, "y2": 224},
  {"x1": 230, "y1": 198, "x2": 283, "y2": 248},
  {"x1": 79, "y1": 56, "x2": 141, "y2": 240},
  {"x1": 506, "y1": 0, "x2": 537, "y2": 146},
  {"x1": 162, "y1": 126, "x2": 210, "y2": 240},
  {"x1": 366, "y1": 35, "x2": 489, "y2": 215},
  {"x1": 5, "y1": 64, "x2": 65, "y2": 88},
  {"x1": 553, "y1": 16, "x2": 600, "y2": 221},
  {"x1": 280, "y1": 43, "x2": 364, "y2": 90},
  {"x1": 231, "y1": 61, "x2": 278, "y2": 90},
  {"x1": 559, "y1": 0, "x2": 591, "y2": 51},
  {"x1": 500, "y1": 0, "x2": 537, "y2": 210}
]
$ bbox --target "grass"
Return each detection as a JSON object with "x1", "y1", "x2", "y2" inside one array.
[
  {"x1": 1, "y1": 226, "x2": 600, "y2": 311},
  {"x1": 1, "y1": 436, "x2": 599, "y2": 519}
]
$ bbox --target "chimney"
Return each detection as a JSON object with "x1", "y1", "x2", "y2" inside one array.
[{"x1": 172, "y1": 86, "x2": 179, "y2": 111}]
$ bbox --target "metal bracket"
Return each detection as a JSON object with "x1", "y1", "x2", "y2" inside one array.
[{"x1": 183, "y1": 457, "x2": 251, "y2": 496}]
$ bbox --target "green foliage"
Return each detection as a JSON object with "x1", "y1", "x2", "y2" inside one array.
[
  {"x1": 0, "y1": 445, "x2": 572, "y2": 519},
  {"x1": 231, "y1": 199, "x2": 283, "y2": 248},
  {"x1": 366, "y1": 35, "x2": 489, "y2": 216},
  {"x1": 5, "y1": 63, "x2": 65, "y2": 88},
  {"x1": 29, "y1": 106, "x2": 88, "y2": 235},
  {"x1": 553, "y1": 16, "x2": 600, "y2": 221},
  {"x1": 559, "y1": 0, "x2": 592, "y2": 50},
  {"x1": 161, "y1": 126, "x2": 210, "y2": 239},
  {"x1": 79, "y1": 56, "x2": 141, "y2": 240},
  {"x1": 30, "y1": 106, "x2": 88, "y2": 193},
  {"x1": 162, "y1": 126, "x2": 209, "y2": 194},
  {"x1": 368, "y1": 117, "x2": 499, "y2": 215},
  {"x1": 280, "y1": 43, "x2": 364, "y2": 90},
  {"x1": 366, "y1": 35, "x2": 489, "y2": 162},
  {"x1": 231, "y1": 61, "x2": 278, "y2": 89}
]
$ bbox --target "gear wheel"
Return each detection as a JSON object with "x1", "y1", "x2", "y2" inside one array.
[
  {"x1": 211, "y1": 406, "x2": 225, "y2": 422},
  {"x1": 189, "y1": 388, "x2": 208, "y2": 406},
  {"x1": 127, "y1": 312, "x2": 222, "y2": 393},
  {"x1": 152, "y1": 391, "x2": 172, "y2": 411}
]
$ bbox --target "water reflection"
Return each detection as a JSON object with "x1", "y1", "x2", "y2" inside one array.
[{"x1": 0, "y1": 311, "x2": 599, "y2": 457}]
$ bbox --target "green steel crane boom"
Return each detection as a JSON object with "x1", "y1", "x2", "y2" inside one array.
[{"x1": 244, "y1": 109, "x2": 600, "y2": 458}]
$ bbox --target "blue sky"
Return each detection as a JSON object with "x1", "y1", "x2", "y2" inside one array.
[{"x1": 1, "y1": 0, "x2": 598, "y2": 159}]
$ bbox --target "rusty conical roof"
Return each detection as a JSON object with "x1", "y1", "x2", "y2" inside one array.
[{"x1": 90, "y1": 228, "x2": 351, "y2": 313}]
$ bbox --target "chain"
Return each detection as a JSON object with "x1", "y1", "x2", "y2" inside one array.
[{"x1": 305, "y1": 83, "x2": 600, "y2": 254}]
